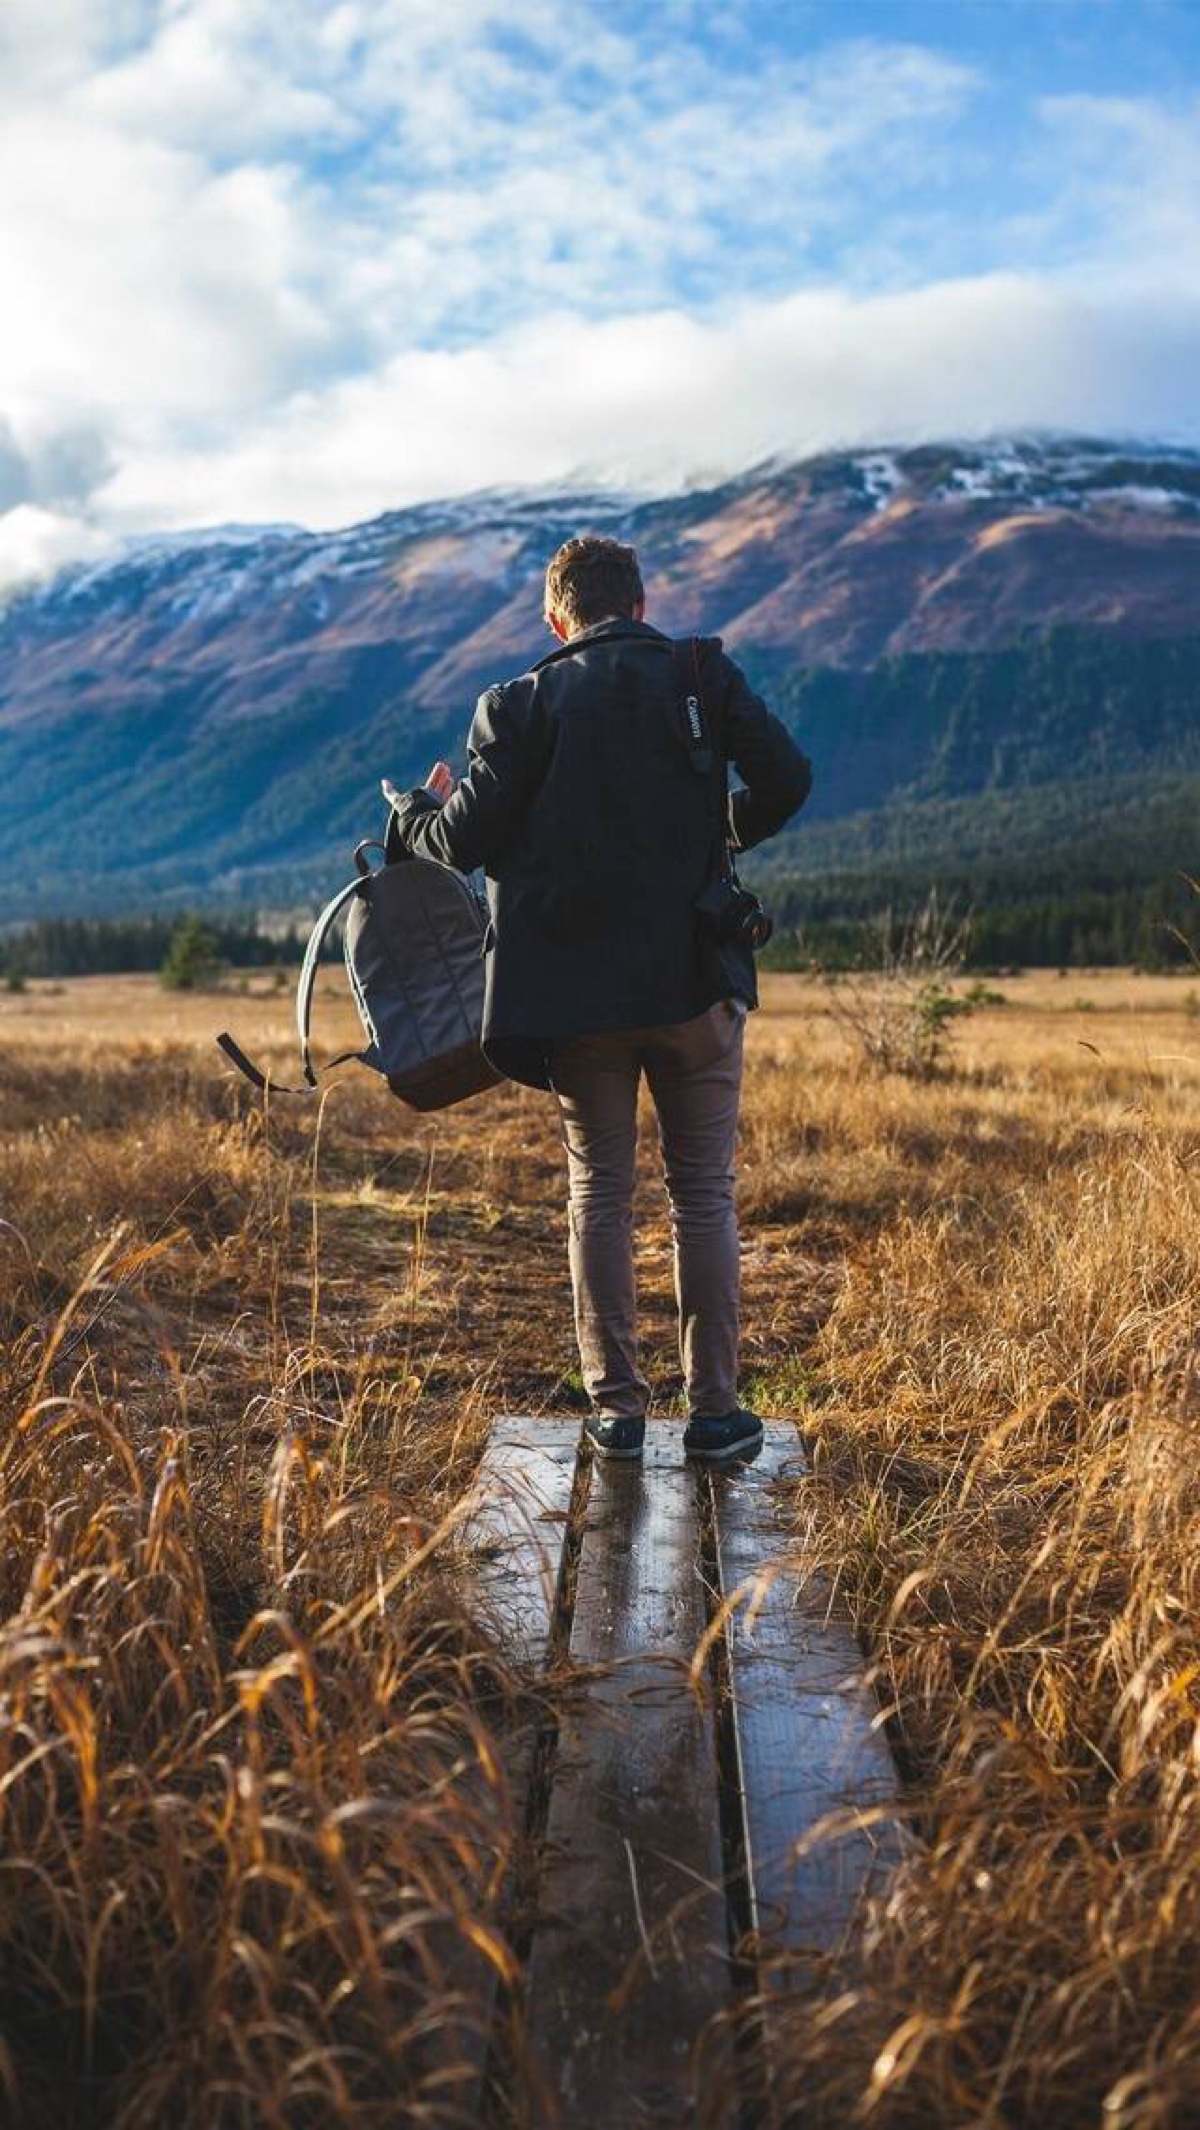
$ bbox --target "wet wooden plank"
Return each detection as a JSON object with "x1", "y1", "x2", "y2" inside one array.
[
  {"x1": 711, "y1": 1427, "x2": 901, "y2": 1967},
  {"x1": 462, "y1": 1415, "x2": 580, "y2": 1663},
  {"x1": 525, "y1": 1426, "x2": 735, "y2": 2128},
  {"x1": 431, "y1": 1419, "x2": 580, "y2": 2124}
]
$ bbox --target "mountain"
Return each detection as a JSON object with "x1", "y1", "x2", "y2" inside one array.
[{"x1": 0, "y1": 434, "x2": 1198, "y2": 925}]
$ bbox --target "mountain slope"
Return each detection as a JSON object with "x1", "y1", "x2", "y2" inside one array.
[{"x1": 1, "y1": 435, "x2": 1199, "y2": 917}]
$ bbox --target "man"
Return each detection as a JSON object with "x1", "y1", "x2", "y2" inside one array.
[{"x1": 386, "y1": 534, "x2": 811, "y2": 1465}]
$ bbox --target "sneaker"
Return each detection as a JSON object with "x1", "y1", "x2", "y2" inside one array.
[
  {"x1": 584, "y1": 1414, "x2": 646, "y2": 1461},
  {"x1": 683, "y1": 1408, "x2": 764, "y2": 1465}
]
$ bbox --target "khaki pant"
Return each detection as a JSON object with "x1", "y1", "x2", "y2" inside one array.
[{"x1": 549, "y1": 1000, "x2": 746, "y2": 1420}]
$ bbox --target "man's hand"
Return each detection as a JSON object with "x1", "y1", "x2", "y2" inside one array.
[
  {"x1": 381, "y1": 761, "x2": 456, "y2": 812},
  {"x1": 425, "y1": 759, "x2": 456, "y2": 802}
]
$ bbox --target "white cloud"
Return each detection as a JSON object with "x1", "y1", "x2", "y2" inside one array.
[
  {"x1": 83, "y1": 0, "x2": 349, "y2": 155},
  {"x1": 0, "y1": 504, "x2": 117, "y2": 586},
  {"x1": 0, "y1": 2, "x2": 1196, "y2": 588},
  {"x1": 95, "y1": 272, "x2": 1200, "y2": 533},
  {"x1": 1031, "y1": 89, "x2": 1200, "y2": 269},
  {"x1": 0, "y1": 111, "x2": 330, "y2": 428},
  {"x1": 0, "y1": 0, "x2": 152, "y2": 93}
]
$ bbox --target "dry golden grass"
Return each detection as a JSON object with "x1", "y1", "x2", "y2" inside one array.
[{"x1": 1, "y1": 966, "x2": 1198, "y2": 2126}]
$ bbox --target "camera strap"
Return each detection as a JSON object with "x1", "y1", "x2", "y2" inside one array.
[
  {"x1": 672, "y1": 636, "x2": 735, "y2": 885},
  {"x1": 671, "y1": 635, "x2": 714, "y2": 777}
]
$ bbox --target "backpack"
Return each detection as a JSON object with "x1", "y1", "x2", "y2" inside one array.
[{"x1": 216, "y1": 824, "x2": 502, "y2": 1110}]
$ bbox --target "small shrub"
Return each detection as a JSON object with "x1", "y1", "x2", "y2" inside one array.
[{"x1": 824, "y1": 892, "x2": 975, "y2": 1078}]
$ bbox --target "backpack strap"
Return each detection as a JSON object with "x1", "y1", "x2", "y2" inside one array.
[
  {"x1": 296, "y1": 874, "x2": 372, "y2": 1086},
  {"x1": 215, "y1": 874, "x2": 367, "y2": 1095},
  {"x1": 214, "y1": 1029, "x2": 311, "y2": 1095}
]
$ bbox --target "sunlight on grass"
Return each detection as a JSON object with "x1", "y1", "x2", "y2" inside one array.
[{"x1": 0, "y1": 966, "x2": 1197, "y2": 2123}]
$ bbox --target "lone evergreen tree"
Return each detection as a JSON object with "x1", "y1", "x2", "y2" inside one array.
[{"x1": 160, "y1": 916, "x2": 221, "y2": 991}]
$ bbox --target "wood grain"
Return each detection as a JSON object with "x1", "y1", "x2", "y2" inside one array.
[
  {"x1": 711, "y1": 1428, "x2": 901, "y2": 1963},
  {"x1": 436, "y1": 1417, "x2": 580, "y2": 2124},
  {"x1": 525, "y1": 1426, "x2": 735, "y2": 2128}
]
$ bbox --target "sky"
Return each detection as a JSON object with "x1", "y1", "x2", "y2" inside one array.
[{"x1": 1, "y1": 0, "x2": 1198, "y2": 585}]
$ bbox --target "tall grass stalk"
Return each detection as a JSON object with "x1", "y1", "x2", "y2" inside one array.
[{"x1": 0, "y1": 970, "x2": 1197, "y2": 2124}]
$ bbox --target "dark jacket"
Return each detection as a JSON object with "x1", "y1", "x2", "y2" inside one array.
[{"x1": 390, "y1": 617, "x2": 811, "y2": 1088}]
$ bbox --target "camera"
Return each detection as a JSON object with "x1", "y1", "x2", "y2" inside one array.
[{"x1": 693, "y1": 874, "x2": 774, "y2": 952}]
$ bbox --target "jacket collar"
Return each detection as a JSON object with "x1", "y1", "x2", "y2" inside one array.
[{"x1": 529, "y1": 615, "x2": 669, "y2": 672}]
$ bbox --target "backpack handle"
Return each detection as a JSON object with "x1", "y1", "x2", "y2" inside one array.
[
  {"x1": 354, "y1": 839, "x2": 387, "y2": 879},
  {"x1": 296, "y1": 874, "x2": 372, "y2": 1086}
]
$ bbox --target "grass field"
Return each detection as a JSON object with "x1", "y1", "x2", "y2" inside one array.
[{"x1": 2, "y1": 967, "x2": 1198, "y2": 2126}]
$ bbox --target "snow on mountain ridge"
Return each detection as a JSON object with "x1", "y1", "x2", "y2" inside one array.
[{"x1": 5, "y1": 437, "x2": 1200, "y2": 630}]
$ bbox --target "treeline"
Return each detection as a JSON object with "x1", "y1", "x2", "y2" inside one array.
[
  {"x1": 760, "y1": 873, "x2": 1197, "y2": 971},
  {"x1": 0, "y1": 915, "x2": 308, "y2": 979},
  {"x1": 749, "y1": 759, "x2": 1198, "y2": 971},
  {"x1": 3, "y1": 881, "x2": 1195, "y2": 983}
]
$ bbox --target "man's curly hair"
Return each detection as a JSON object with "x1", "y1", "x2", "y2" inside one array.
[{"x1": 544, "y1": 535, "x2": 644, "y2": 636}]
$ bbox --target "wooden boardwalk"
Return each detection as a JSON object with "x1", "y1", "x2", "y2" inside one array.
[{"x1": 457, "y1": 1418, "x2": 901, "y2": 2127}]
